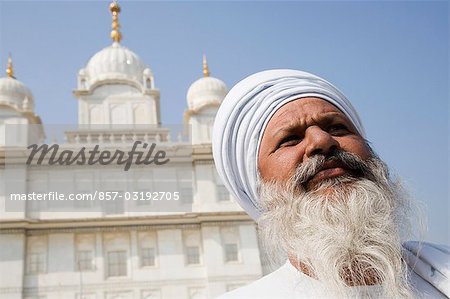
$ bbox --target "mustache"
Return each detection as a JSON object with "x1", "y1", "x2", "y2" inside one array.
[{"x1": 292, "y1": 149, "x2": 375, "y2": 186}]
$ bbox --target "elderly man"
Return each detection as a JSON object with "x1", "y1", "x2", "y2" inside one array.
[{"x1": 212, "y1": 70, "x2": 449, "y2": 299}]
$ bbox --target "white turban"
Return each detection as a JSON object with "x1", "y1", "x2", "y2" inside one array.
[{"x1": 212, "y1": 69, "x2": 366, "y2": 220}]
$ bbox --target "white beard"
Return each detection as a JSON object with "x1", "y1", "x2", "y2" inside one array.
[{"x1": 257, "y1": 155, "x2": 421, "y2": 298}]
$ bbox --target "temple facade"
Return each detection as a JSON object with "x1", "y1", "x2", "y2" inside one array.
[{"x1": 0, "y1": 2, "x2": 266, "y2": 299}]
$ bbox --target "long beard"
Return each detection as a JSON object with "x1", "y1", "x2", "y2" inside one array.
[{"x1": 257, "y1": 153, "x2": 419, "y2": 298}]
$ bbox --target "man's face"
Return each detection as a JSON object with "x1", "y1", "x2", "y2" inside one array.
[
  {"x1": 258, "y1": 97, "x2": 371, "y2": 186},
  {"x1": 255, "y1": 98, "x2": 415, "y2": 298}
]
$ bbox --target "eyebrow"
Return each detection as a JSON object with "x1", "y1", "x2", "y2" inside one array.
[{"x1": 270, "y1": 112, "x2": 349, "y2": 138}]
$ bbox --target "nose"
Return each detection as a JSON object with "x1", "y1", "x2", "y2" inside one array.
[{"x1": 304, "y1": 126, "x2": 339, "y2": 158}]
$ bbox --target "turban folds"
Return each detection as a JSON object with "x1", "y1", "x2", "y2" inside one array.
[{"x1": 212, "y1": 69, "x2": 365, "y2": 220}]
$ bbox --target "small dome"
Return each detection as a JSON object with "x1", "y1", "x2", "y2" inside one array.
[
  {"x1": 187, "y1": 76, "x2": 227, "y2": 110},
  {"x1": 84, "y1": 42, "x2": 146, "y2": 86},
  {"x1": 0, "y1": 76, "x2": 34, "y2": 111}
]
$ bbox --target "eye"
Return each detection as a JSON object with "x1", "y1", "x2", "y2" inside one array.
[
  {"x1": 328, "y1": 124, "x2": 350, "y2": 136},
  {"x1": 278, "y1": 135, "x2": 302, "y2": 148}
]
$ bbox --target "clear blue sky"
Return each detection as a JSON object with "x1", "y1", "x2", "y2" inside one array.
[{"x1": 0, "y1": 1, "x2": 448, "y2": 245}]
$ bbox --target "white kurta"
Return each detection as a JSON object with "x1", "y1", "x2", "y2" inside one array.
[{"x1": 218, "y1": 260, "x2": 447, "y2": 299}]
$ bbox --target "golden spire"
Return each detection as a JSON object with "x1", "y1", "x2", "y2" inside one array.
[
  {"x1": 202, "y1": 54, "x2": 210, "y2": 77},
  {"x1": 109, "y1": 1, "x2": 122, "y2": 43},
  {"x1": 6, "y1": 53, "x2": 14, "y2": 78}
]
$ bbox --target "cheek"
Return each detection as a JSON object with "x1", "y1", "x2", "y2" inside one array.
[
  {"x1": 338, "y1": 137, "x2": 371, "y2": 160},
  {"x1": 259, "y1": 147, "x2": 305, "y2": 183}
]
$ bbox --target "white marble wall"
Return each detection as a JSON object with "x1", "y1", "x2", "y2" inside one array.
[
  {"x1": 188, "y1": 107, "x2": 218, "y2": 145},
  {"x1": 78, "y1": 85, "x2": 160, "y2": 126},
  {"x1": 0, "y1": 223, "x2": 261, "y2": 299}
]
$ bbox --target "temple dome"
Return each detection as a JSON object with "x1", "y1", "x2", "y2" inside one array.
[
  {"x1": 187, "y1": 76, "x2": 227, "y2": 111},
  {"x1": 0, "y1": 76, "x2": 34, "y2": 111},
  {"x1": 82, "y1": 42, "x2": 146, "y2": 87}
]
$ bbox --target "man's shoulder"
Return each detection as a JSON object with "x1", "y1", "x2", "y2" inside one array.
[
  {"x1": 216, "y1": 263, "x2": 292, "y2": 299},
  {"x1": 216, "y1": 261, "x2": 321, "y2": 299},
  {"x1": 403, "y1": 241, "x2": 450, "y2": 298}
]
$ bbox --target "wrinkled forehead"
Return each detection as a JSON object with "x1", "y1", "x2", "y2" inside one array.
[
  {"x1": 262, "y1": 97, "x2": 355, "y2": 136},
  {"x1": 269, "y1": 97, "x2": 346, "y2": 122},
  {"x1": 258, "y1": 95, "x2": 359, "y2": 147}
]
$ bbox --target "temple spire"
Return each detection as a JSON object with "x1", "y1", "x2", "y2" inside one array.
[
  {"x1": 109, "y1": 1, "x2": 122, "y2": 43},
  {"x1": 202, "y1": 54, "x2": 210, "y2": 77},
  {"x1": 6, "y1": 53, "x2": 14, "y2": 78}
]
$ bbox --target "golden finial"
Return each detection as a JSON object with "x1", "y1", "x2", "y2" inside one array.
[
  {"x1": 109, "y1": 1, "x2": 122, "y2": 43},
  {"x1": 6, "y1": 53, "x2": 14, "y2": 78},
  {"x1": 202, "y1": 54, "x2": 210, "y2": 77}
]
